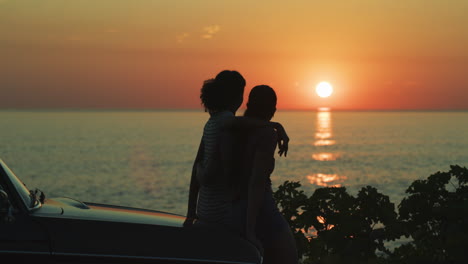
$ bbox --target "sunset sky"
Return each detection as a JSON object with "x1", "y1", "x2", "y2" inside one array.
[{"x1": 1, "y1": 0, "x2": 467, "y2": 110}]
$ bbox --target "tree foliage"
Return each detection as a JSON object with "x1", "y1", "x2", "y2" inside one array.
[
  {"x1": 273, "y1": 165, "x2": 468, "y2": 264},
  {"x1": 393, "y1": 165, "x2": 468, "y2": 263}
]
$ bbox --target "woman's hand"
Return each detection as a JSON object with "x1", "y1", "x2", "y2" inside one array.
[{"x1": 272, "y1": 122, "x2": 289, "y2": 157}]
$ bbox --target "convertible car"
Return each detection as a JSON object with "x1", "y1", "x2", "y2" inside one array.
[{"x1": 0, "y1": 159, "x2": 262, "y2": 263}]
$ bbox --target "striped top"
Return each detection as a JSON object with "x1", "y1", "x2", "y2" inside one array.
[
  {"x1": 202, "y1": 111, "x2": 233, "y2": 165},
  {"x1": 197, "y1": 111, "x2": 233, "y2": 224}
]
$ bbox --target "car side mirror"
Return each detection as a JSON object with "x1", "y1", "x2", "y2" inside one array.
[{"x1": 0, "y1": 190, "x2": 15, "y2": 223}]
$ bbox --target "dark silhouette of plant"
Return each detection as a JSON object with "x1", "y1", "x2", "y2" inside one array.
[
  {"x1": 273, "y1": 165, "x2": 468, "y2": 263},
  {"x1": 393, "y1": 165, "x2": 468, "y2": 263},
  {"x1": 274, "y1": 182, "x2": 398, "y2": 263}
]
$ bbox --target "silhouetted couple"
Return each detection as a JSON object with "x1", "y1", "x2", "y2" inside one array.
[{"x1": 185, "y1": 70, "x2": 298, "y2": 264}]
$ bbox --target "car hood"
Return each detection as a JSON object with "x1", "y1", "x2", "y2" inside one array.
[{"x1": 33, "y1": 197, "x2": 184, "y2": 227}]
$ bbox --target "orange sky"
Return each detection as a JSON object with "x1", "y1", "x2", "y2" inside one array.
[{"x1": 1, "y1": 0, "x2": 467, "y2": 110}]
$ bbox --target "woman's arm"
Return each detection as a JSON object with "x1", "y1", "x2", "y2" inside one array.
[
  {"x1": 220, "y1": 116, "x2": 289, "y2": 157},
  {"x1": 184, "y1": 139, "x2": 203, "y2": 227}
]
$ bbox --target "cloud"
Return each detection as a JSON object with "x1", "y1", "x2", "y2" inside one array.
[
  {"x1": 175, "y1": 25, "x2": 220, "y2": 43},
  {"x1": 202, "y1": 25, "x2": 220, "y2": 39},
  {"x1": 176, "y1": 32, "x2": 190, "y2": 43}
]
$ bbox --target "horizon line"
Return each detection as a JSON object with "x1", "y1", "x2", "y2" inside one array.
[{"x1": 1, "y1": 107, "x2": 468, "y2": 112}]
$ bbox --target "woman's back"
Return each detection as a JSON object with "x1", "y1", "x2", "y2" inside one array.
[{"x1": 196, "y1": 111, "x2": 233, "y2": 224}]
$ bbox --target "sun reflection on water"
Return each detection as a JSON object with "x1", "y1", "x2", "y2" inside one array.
[
  {"x1": 312, "y1": 152, "x2": 339, "y2": 161},
  {"x1": 314, "y1": 139, "x2": 336, "y2": 146},
  {"x1": 309, "y1": 108, "x2": 348, "y2": 187},
  {"x1": 307, "y1": 173, "x2": 348, "y2": 187},
  {"x1": 313, "y1": 110, "x2": 335, "y2": 146}
]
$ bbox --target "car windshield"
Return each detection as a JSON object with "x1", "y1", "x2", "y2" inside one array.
[{"x1": 0, "y1": 160, "x2": 33, "y2": 208}]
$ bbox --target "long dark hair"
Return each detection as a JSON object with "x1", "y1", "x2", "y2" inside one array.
[
  {"x1": 244, "y1": 85, "x2": 277, "y2": 121},
  {"x1": 200, "y1": 70, "x2": 246, "y2": 113}
]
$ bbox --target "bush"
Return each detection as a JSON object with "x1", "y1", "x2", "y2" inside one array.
[
  {"x1": 393, "y1": 165, "x2": 468, "y2": 263},
  {"x1": 273, "y1": 165, "x2": 468, "y2": 264}
]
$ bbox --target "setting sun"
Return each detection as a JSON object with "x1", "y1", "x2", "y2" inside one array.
[{"x1": 316, "y1": 82, "x2": 333, "y2": 98}]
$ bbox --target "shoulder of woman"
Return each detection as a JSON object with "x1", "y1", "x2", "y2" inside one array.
[
  {"x1": 256, "y1": 126, "x2": 277, "y2": 138},
  {"x1": 253, "y1": 126, "x2": 277, "y2": 148}
]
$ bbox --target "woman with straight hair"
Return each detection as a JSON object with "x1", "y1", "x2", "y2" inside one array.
[{"x1": 243, "y1": 85, "x2": 298, "y2": 264}]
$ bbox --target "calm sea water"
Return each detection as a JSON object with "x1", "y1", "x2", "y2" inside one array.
[{"x1": 1, "y1": 110, "x2": 467, "y2": 215}]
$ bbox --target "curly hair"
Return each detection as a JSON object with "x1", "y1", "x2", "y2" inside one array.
[{"x1": 200, "y1": 70, "x2": 246, "y2": 113}]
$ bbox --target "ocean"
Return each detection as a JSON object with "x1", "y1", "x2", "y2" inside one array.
[{"x1": 1, "y1": 110, "x2": 467, "y2": 216}]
